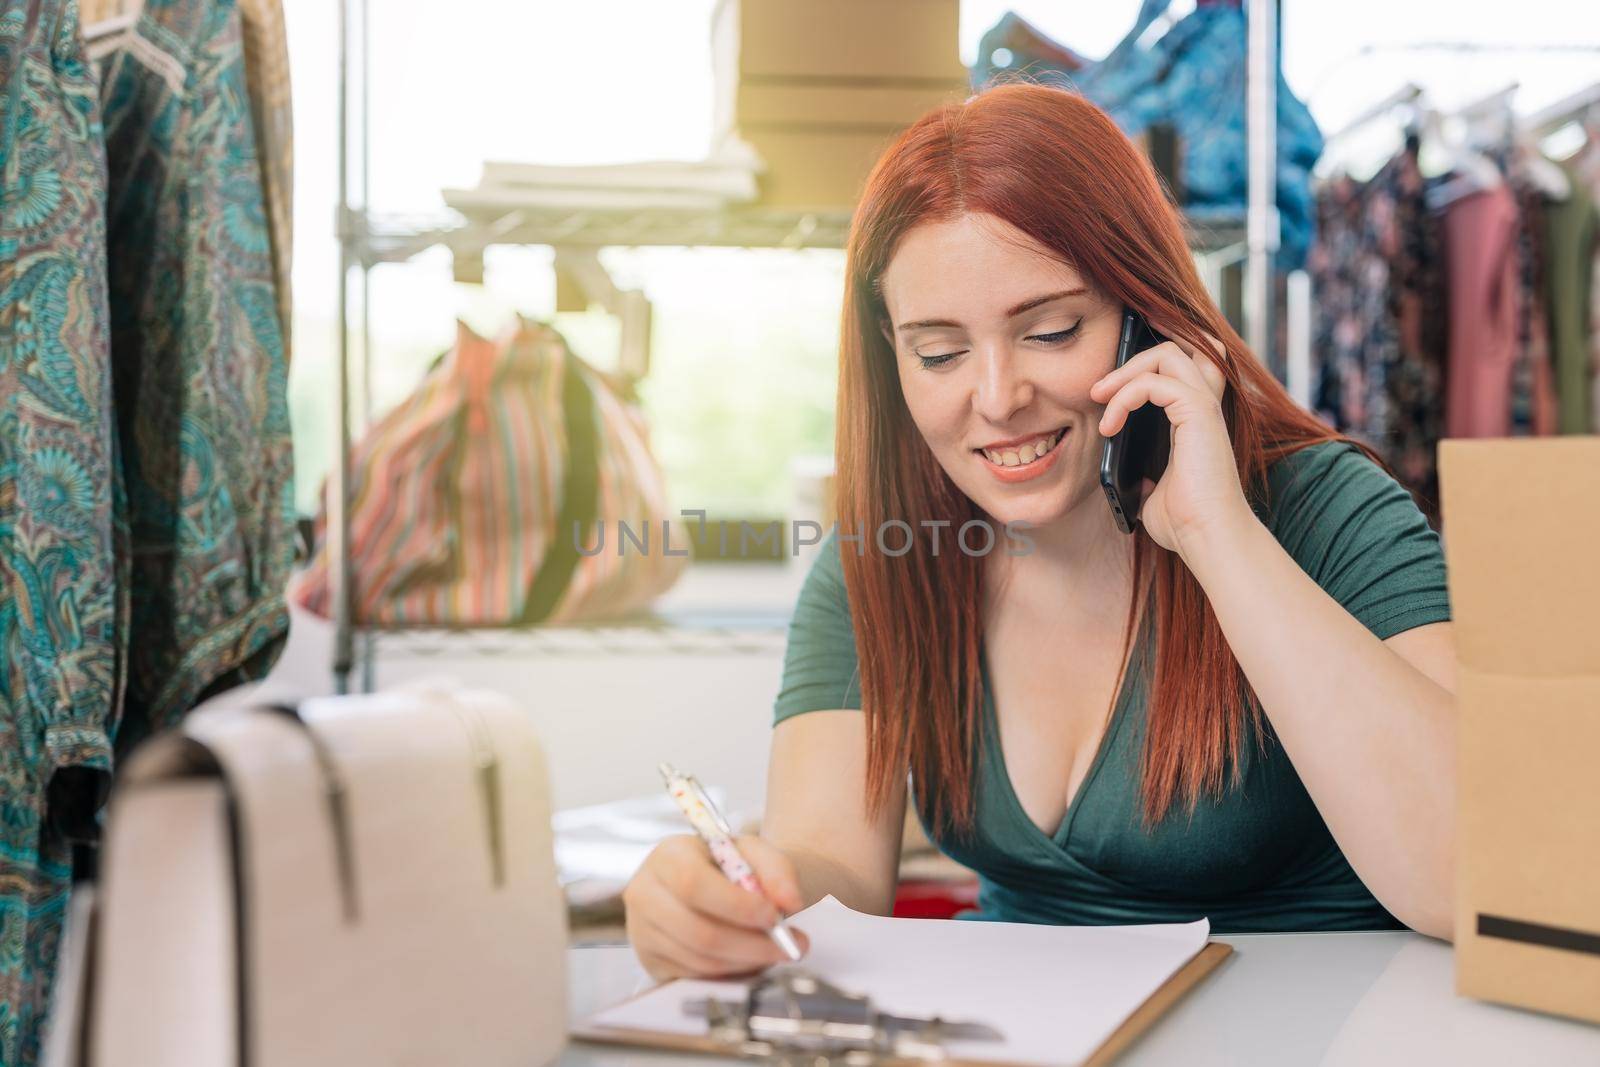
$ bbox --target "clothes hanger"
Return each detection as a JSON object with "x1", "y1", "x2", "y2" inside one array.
[
  {"x1": 1513, "y1": 136, "x2": 1572, "y2": 200},
  {"x1": 1524, "y1": 80, "x2": 1600, "y2": 139},
  {"x1": 1425, "y1": 85, "x2": 1515, "y2": 211},
  {"x1": 1459, "y1": 84, "x2": 1572, "y2": 202},
  {"x1": 1313, "y1": 83, "x2": 1426, "y2": 183},
  {"x1": 81, "y1": 0, "x2": 142, "y2": 44},
  {"x1": 1526, "y1": 82, "x2": 1600, "y2": 180},
  {"x1": 81, "y1": 0, "x2": 143, "y2": 66},
  {"x1": 1324, "y1": 83, "x2": 1426, "y2": 147}
]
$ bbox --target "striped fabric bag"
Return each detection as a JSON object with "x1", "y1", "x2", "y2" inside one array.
[{"x1": 292, "y1": 317, "x2": 686, "y2": 626}]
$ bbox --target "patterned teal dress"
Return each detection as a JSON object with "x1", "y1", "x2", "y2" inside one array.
[
  {"x1": 0, "y1": 0, "x2": 294, "y2": 1060},
  {"x1": 1, "y1": 1, "x2": 120, "y2": 1061},
  {"x1": 98, "y1": 0, "x2": 295, "y2": 752}
]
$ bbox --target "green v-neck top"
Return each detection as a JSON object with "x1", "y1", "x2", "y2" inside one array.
[{"x1": 772, "y1": 442, "x2": 1453, "y2": 932}]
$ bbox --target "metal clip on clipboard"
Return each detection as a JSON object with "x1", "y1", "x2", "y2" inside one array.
[{"x1": 683, "y1": 967, "x2": 1004, "y2": 1065}]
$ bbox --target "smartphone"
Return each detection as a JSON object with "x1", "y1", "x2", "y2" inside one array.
[{"x1": 1098, "y1": 309, "x2": 1171, "y2": 535}]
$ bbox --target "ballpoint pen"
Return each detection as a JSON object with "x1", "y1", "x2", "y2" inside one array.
[{"x1": 658, "y1": 762, "x2": 804, "y2": 962}]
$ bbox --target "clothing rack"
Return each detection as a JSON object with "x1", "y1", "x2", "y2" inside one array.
[
  {"x1": 1304, "y1": 42, "x2": 1600, "y2": 191},
  {"x1": 1303, "y1": 63, "x2": 1600, "y2": 519},
  {"x1": 328, "y1": 1, "x2": 1287, "y2": 692},
  {"x1": 1527, "y1": 81, "x2": 1600, "y2": 136},
  {"x1": 1245, "y1": 0, "x2": 1278, "y2": 375},
  {"x1": 1323, "y1": 83, "x2": 1423, "y2": 147},
  {"x1": 1316, "y1": 73, "x2": 1600, "y2": 184}
]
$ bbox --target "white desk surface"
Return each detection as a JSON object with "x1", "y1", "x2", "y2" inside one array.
[{"x1": 560, "y1": 931, "x2": 1600, "y2": 1065}]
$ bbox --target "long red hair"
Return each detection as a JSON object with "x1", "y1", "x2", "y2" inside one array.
[{"x1": 837, "y1": 82, "x2": 1360, "y2": 836}]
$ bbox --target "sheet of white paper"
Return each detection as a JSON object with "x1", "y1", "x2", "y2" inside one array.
[
  {"x1": 552, "y1": 788, "x2": 741, "y2": 884},
  {"x1": 587, "y1": 896, "x2": 1210, "y2": 1066}
]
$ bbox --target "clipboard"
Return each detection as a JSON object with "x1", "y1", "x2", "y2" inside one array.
[{"x1": 571, "y1": 940, "x2": 1234, "y2": 1065}]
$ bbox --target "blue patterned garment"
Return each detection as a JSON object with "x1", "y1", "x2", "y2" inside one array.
[
  {"x1": 972, "y1": 0, "x2": 1325, "y2": 269},
  {"x1": 97, "y1": 0, "x2": 294, "y2": 752},
  {"x1": 0, "y1": 0, "x2": 294, "y2": 1060},
  {"x1": 1, "y1": 1, "x2": 120, "y2": 1061}
]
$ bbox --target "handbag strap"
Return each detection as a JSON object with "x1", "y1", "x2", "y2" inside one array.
[
  {"x1": 521, "y1": 350, "x2": 601, "y2": 625},
  {"x1": 261, "y1": 705, "x2": 360, "y2": 924}
]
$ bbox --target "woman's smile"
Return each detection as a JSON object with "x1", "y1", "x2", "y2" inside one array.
[{"x1": 975, "y1": 425, "x2": 1069, "y2": 483}]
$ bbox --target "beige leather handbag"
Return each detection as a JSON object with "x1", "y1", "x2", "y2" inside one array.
[{"x1": 79, "y1": 684, "x2": 568, "y2": 1067}]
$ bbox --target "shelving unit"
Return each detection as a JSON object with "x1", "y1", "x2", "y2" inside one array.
[{"x1": 329, "y1": 0, "x2": 1283, "y2": 693}]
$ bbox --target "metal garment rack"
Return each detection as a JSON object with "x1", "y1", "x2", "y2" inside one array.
[
  {"x1": 1297, "y1": 43, "x2": 1600, "y2": 410},
  {"x1": 330, "y1": 0, "x2": 1285, "y2": 694},
  {"x1": 329, "y1": 0, "x2": 860, "y2": 693},
  {"x1": 1245, "y1": 0, "x2": 1278, "y2": 369}
]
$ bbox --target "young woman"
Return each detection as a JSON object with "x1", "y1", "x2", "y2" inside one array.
[{"x1": 624, "y1": 83, "x2": 1457, "y2": 980}]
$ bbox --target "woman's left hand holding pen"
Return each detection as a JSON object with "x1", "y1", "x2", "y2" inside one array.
[{"x1": 623, "y1": 834, "x2": 812, "y2": 982}]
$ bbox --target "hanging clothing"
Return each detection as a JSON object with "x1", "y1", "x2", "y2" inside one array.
[
  {"x1": 971, "y1": 10, "x2": 1088, "y2": 84},
  {"x1": 1442, "y1": 183, "x2": 1521, "y2": 440},
  {"x1": 972, "y1": 0, "x2": 1326, "y2": 269},
  {"x1": 97, "y1": 0, "x2": 296, "y2": 751},
  {"x1": 1591, "y1": 209, "x2": 1600, "y2": 437},
  {"x1": 1574, "y1": 135, "x2": 1600, "y2": 433},
  {"x1": 1543, "y1": 169, "x2": 1597, "y2": 434},
  {"x1": 82, "y1": 0, "x2": 292, "y2": 353},
  {"x1": 1307, "y1": 173, "x2": 1395, "y2": 445},
  {"x1": 77, "y1": 0, "x2": 141, "y2": 25},
  {"x1": 1371, "y1": 150, "x2": 1448, "y2": 517},
  {"x1": 0, "y1": 1, "x2": 121, "y2": 1062},
  {"x1": 236, "y1": 0, "x2": 292, "y2": 353},
  {"x1": 2, "y1": 0, "x2": 293, "y2": 1060},
  {"x1": 1506, "y1": 172, "x2": 1559, "y2": 437},
  {"x1": 1075, "y1": 0, "x2": 1326, "y2": 268},
  {"x1": 1308, "y1": 149, "x2": 1458, "y2": 520},
  {"x1": 1564, "y1": 132, "x2": 1600, "y2": 433}
]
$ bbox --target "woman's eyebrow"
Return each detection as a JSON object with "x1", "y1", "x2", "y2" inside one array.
[{"x1": 894, "y1": 287, "x2": 1088, "y2": 332}]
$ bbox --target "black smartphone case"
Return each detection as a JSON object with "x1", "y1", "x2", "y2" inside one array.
[{"x1": 1098, "y1": 310, "x2": 1172, "y2": 535}]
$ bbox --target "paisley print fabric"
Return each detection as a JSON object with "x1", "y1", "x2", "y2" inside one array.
[
  {"x1": 1308, "y1": 171, "x2": 1396, "y2": 445},
  {"x1": 1308, "y1": 150, "x2": 1450, "y2": 523},
  {"x1": 236, "y1": 0, "x2": 292, "y2": 354},
  {"x1": 97, "y1": 0, "x2": 294, "y2": 752},
  {"x1": 1371, "y1": 149, "x2": 1448, "y2": 523},
  {"x1": 1, "y1": 0, "x2": 293, "y2": 1060},
  {"x1": 1, "y1": 1, "x2": 119, "y2": 1061}
]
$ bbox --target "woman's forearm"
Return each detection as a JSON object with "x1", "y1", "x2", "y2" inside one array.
[
  {"x1": 772, "y1": 840, "x2": 898, "y2": 916},
  {"x1": 1177, "y1": 510, "x2": 1457, "y2": 938},
  {"x1": 761, "y1": 713, "x2": 907, "y2": 918}
]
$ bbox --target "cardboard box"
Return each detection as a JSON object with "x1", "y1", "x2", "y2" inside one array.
[
  {"x1": 736, "y1": 127, "x2": 906, "y2": 209},
  {"x1": 725, "y1": 82, "x2": 966, "y2": 207},
  {"x1": 713, "y1": 0, "x2": 965, "y2": 83},
  {"x1": 1438, "y1": 437, "x2": 1600, "y2": 1025},
  {"x1": 727, "y1": 81, "x2": 968, "y2": 133},
  {"x1": 710, "y1": 0, "x2": 967, "y2": 208}
]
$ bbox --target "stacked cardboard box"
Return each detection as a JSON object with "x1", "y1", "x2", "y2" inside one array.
[
  {"x1": 713, "y1": 0, "x2": 969, "y2": 210},
  {"x1": 1439, "y1": 438, "x2": 1600, "y2": 1024}
]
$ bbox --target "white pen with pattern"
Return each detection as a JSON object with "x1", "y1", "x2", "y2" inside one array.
[{"x1": 658, "y1": 762, "x2": 803, "y2": 961}]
